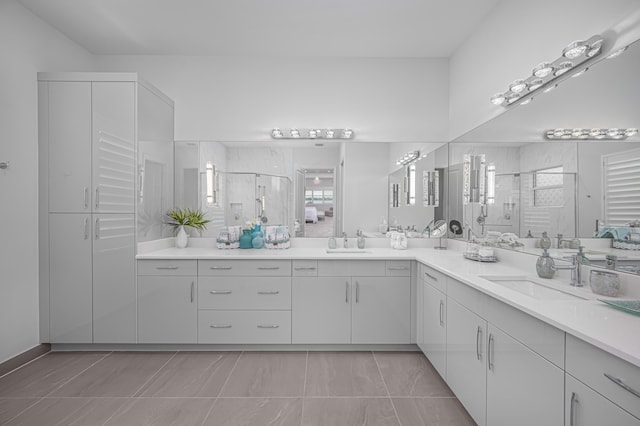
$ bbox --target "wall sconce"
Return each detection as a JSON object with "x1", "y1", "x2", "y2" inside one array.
[
  {"x1": 390, "y1": 183, "x2": 400, "y2": 208},
  {"x1": 206, "y1": 161, "x2": 217, "y2": 206},
  {"x1": 423, "y1": 170, "x2": 440, "y2": 207},
  {"x1": 486, "y1": 163, "x2": 496, "y2": 205},
  {"x1": 545, "y1": 128, "x2": 638, "y2": 140},
  {"x1": 490, "y1": 35, "x2": 603, "y2": 107},
  {"x1": 271, "y1": 128, "x2": 355, "y2": 139},
  {"x1": 463, "y1": 154, "x2": 486, "y2": 204},
  {"x1": 396, "y1": 150, "x2": 420, "y2": 166}
]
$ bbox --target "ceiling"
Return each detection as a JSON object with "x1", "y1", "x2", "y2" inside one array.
[{"x1": 17, "y1": 0, "x2": 501, "y2": 57}]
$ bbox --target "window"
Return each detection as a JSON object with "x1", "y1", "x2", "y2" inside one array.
[
  {"x1": 305, "y1": 189, "x2": 333, "y2": 205},
  {"x1": 603, "y1": 148, "x2": 640, "y2": 226},
  {"x1": 533, "y1": 166, "x2": 564, "y2": 207}
]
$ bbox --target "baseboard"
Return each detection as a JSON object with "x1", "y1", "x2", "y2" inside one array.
[{"x1": 0, "y1": 344, "x2": 51, "y2": 378}]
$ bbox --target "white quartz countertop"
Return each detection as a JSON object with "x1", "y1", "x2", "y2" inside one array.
[{"x1": 137, "y1": 242, "x2": 640, "y2": 368}]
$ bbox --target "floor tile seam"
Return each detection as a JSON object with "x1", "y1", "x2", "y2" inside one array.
[
  {"x1": 372, "y1": 351, "x2": 403, "y2": 426},
  {"x1": 131, "y1": 351, "x2": 178, "y2": 397},
  {"x1": 41, "y1": 351, "x2": 113, "y2": 399},
  {"x1": 300, "y1": 351, "x2": 308, "y2": 426},
  {"x1": 213, "y1": 350, "x2": 243, "y2": 399},
  {"x1": 2, "y1": 397, "x2": 44, "y2": 424}
]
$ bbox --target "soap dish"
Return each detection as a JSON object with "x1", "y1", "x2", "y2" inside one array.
[
  {"x1": 463, "y1": 252, "x2": 498, "y2": 262},
  {"x1": 598, "y1": 299, "x2": 640, "y2": 316}
]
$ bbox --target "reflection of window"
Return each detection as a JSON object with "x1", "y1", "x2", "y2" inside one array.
[
  {"x1": 603, "y1": 148, "x2": 640, "y2": 226},
  {"x1": 533, "y1": 166, "x2": 563, "y2": 207},
  {"x1": 305, "y1": 189, "x2": 334, "y2": 204}
]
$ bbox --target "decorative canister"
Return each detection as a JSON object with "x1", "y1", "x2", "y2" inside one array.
[
  {"x1": 589, "y1": 270, "x2": 620, "y2": 297},
  {"x1": 252, "y1": 234, "x2": 265, "y2": 249},
  {"x1": 239, "y1": 229, "x2": 253, "y2": 249},
  {"x1": 536, "y1": 248, "x2": 556, "y2": 279}
]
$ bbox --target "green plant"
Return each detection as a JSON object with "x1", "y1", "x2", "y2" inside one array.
[{"x1": 166, "y1": 208, "x2": 211, "y2": 233}]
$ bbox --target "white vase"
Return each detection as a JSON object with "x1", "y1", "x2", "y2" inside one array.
[{"x1": 176, "y1": 225, "x2": 189, "y2": 248}]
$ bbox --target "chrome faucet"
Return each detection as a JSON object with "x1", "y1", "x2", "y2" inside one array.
[
  {"x1": 552, "y1": 253, "x2": 583, "y2": 287},
  {"x1": 556, "y1": 234, "x2": 580, "y2": 249},
  {"x1": 342, "y1": 232, "x2": 348, "y2": 248}
]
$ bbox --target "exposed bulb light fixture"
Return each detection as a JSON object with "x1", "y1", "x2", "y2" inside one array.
[
  {"x1": 270, "y1": 128, "x2": 355, "y2": 139},
  {"x1": 396, "y1": 150, "x2": 420, "y2": 166},
  {"x1": 545, "y1": 128, "x2": 638, "y2": 140},
  {"x1": 490, "y1": 35, "x2": 603, "y2": 108},
  {"x1": 606, "y1": 46, "x2": 627, "y2": 59}
]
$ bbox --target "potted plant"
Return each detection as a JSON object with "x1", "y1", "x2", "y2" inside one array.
[{"x1": 166, "y1": 208, "x2": 211, "y2": 248}]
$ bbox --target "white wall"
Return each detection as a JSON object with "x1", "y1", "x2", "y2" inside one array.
[
  {"x1": 449, "y1": 0, "x2": 640, "y2": 140},
  {"x1": 95, "y1": 55, "x2": 450, "y2": 143},
  {"x1": 0, "y1": 0, "x2": 94, "y2": 363}
]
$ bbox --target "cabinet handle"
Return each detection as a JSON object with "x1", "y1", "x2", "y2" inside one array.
[
  {"x1": 210, "y1": 324, "x2": 231, "y2": 328},
  {"x1": 604, "y1": 373, "x2": 640, "y2": 398},
  {"x1": 209, "y1": 290, "x2": 232, "y2": 294},
  {"x1": 258, "y1": 266, "x2": 280, "y2": 270},
  {"x1": 425, "y1": 272, "x2": 438, "y2": 281},
  {"x1": 439, "y1": 300, "x2": 444, "y2": 327},
  {"x1": 95, "y1": 187, "x2": 100, "y2": 209},
  {"x1": 345, "y1": 281, "x2": 349, "y2": 303},
  {"x1": 488, "y1": 333, "x2": 495, "y2": 371},
  {"x1": 476, "y1": 326, "x2": 482, "y2": 361},
  {"x1": 210, "y1": 266, "x2": 232, "y2": 270},
  {"x1": 83, "y1": 187, "x2": 89, "y2": 209},
  {"x1": 388, "y1": 266, "x2": 408, "y2": 270},
  {"x1": 156, "y1": 266, "x2": 179, "y2": 270},
  {"x1": 294, "y1": 267, "x2": 317, "y2": 270},
  {"x1": 190, "y1": 281, "x2": 195, "y2": 303},
  {"x1": 356, "y1": 281, "x2": 360, "y2": 303},
  {"x1": 83, "y1": 217, "x2": 89, "y2": 240},
  {"x1": 94, "y1": 217, "x2": 100, "y2": 239},
  {"x1": 570, "y1": 392, "x2": 578, "y2": 426},
  {"x1": 257, "y1": 324, "x2": 280, "y2": 329},
  {"x1": 258, "y1": 291, "x2": 280, "y2": 295}
]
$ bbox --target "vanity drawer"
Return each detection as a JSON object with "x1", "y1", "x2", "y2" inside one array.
[
  {"x1": 420, "y1": 263, "x2": 447, "y2": 293},
  {"x1": 566, "y1": 334, "x2": 640, "y2": 419},
  {"x1": 137, "y1": 259, "x2": 197, "y2": 276},
  {"x1": 317, "y1": 260, "x2": 385, "y2": 277},
  {"x1": 198, "y1": 310, "x2": 291, "y2": 344},
  {"x1": 199, "y1": 277, "x2": 291, "y2": 310},
  {"x1": 386, "y1": 260, "x2": 411, "y2": 276},
  {"x1": 447, "y1": 278, "x2": 484, "y2": 315},
  {"x1": 292, "y1": 260, "x2": 318, "y2": 276},
  {"x1": 198, "y1": 259, "x2": 291, "y2": 276}
]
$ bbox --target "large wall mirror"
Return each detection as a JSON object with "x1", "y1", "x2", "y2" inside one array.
[{"x1": 450, "y1": 37, "x2": 640, "y2": 274}]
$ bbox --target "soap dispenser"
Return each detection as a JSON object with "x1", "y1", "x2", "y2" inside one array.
[
  {"x1": 536, "y1": 248, "x2": 556, "y2": 279},
  {"x1": 539, "y1": 231, "x2": 552, "y2": 250},
  {"x1": 356, "y1": 229, "x2": 365, "y2": 249}
]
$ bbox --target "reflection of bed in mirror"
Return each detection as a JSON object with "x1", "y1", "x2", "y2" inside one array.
[{"x1": 305, "y1": 206, "x2": 318, "y2": 223}]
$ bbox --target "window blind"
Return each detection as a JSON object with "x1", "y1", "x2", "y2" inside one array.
[{"x1": 603, "y1": 148, "x2": 640, "y2": 226}]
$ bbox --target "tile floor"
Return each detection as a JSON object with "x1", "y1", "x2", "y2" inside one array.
[{"x1": 0, "y1": 350, "x2": 476, "y2": 426}]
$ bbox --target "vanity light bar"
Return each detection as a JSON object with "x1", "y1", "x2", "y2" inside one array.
[
  {"x1": 396, "y1": 150, "x2": 420, "y2": 166},
  {"x1": 490, "y1": 35, "x2": 604, "y2": 108},
  {"x1": 545, "y1": 128, "x2": 638, "y2": 140},
  {"x1": 271, "y1": 128, "x2": 354, "y2": 139}
]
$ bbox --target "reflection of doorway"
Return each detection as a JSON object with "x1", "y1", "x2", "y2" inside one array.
[{"x1": 296, "y1": 168, "x2": 336, "y2": 237}]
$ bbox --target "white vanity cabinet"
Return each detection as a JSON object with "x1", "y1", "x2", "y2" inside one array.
[
  {"x1": 137, "y1": 260, "x2": 197, "y2": 344},
  {"x1": 565, "y1": 334, "x2": 640, "y2": 424},
  {"x1": 197, "y1": 260, "x2": 292, "y2": 344},
  {"x1": 420, "y1": 265, "x2": 447, "y2": 379},
  {"x1": 39, "y1": 72, "x2": 174, "y2": 344},
  {"x1": 292, "y1": 260, "x2": 411, "y2": 344}
]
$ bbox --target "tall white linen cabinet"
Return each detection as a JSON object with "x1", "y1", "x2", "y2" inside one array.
[{"x1": 38, "y1": 73, "x2": 174, "y2": 344}]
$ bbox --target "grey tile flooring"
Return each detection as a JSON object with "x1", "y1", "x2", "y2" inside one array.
[{"x1": 0, "y1": 350, "x2": 476, "y2": 425}]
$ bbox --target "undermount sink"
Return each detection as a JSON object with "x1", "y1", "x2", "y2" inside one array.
[
  {"x1": 479, "y1": 275, "x2": 588, "y2": 300},
  {"x1": 326, "y1": 248, "x2": 372, "y2": 254}
]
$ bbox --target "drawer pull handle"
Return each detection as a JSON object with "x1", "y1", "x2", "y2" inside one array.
[
  {"x1": 156, "y1": 266, "x2": 179, "y2": 270},
  {"x1": 210, "y1": 266, "x2": 232, "y2": 270},
  {"x1": 488, "y1": 333, "x2": 495, "y2": 371},
  {"x1": 258, "y1": 266, "x2": 280, "y2": 270},
  {"x1": 388, "y1": 266, "x2": 408, "y2": 270},
  {"x1": 94, "y1": 217, "x2": 100, "y2": 240},
  {"x1": 210, "y1": 290, "x2": 232, "y2": 294},
  {"x1": 439, "y1": 300, "x2": 444, "y2": 327},
  {"x1": 604, "y1": 373, "x2": 640, "y2": 398},
  {"x1": 210, "y1": 324, "x2": 232, "y2": 328},
  {"x1": 476, "y1": 326, "x2": 482, "y2": 361},
  {"x1": 258, "y1": 291, "x2": 280, "y2": 295},
  {"x1": 356, "y1": 281, "x2": 360, "y2": 303},
  {"x1": 425, "y1": 272, "x2": 438, "y2": 281},
  {"x1": 95, "y1": 187, "x2": 100, "y2": 209},
  {"x1": 257, "y1": 324, "x2": 279, "y2": 329},
  {"x1": 294, "y1": 267, "x2": 317, "y2": 270},
  {"x1": 190, "y1": 281, "x2": 195, "y2": 303},
  {"x1": 83, "y1": 187, "x2": 89, "y2": 209},
  {"x1": 83, "y1": 217, "x2": 89, "y2": 240},
  {"x1": 570, "y1": 392, "x2": 578, "y2": 426},
  {"x1": 345, "y1": 281, "x2": 349, "y2": 303}
]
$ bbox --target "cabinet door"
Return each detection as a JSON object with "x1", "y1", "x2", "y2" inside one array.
[
  {"x1": 49, "y1": 214, "x2": 93, "y2": 343},
  {"x1": 351, "y1": 276, "x2": 410, "y2": 344},
  {"x1": 48, "y1": 82, "x2": 92, "y2": 213},
  {"x1": 486, "y1": 325, "x2": 564, "y2": 426},
  {"x1": 423, "y1": 281, "x2": 446, "y2": 379},
  {"x1": 565, "y1": 374, "x2": 640, "y2": 426},
  {"x1": 92, "y1": 82, "x2": 135, "y2": 213},
  {"x1": 292, "y1": 277, "x2": 351, "y2": 344},
  {"x1": 446, "y1": 298, "x2": 487, "y2": 426},
  {"x1": 93, "y1": 214, "x2": 136, "y2": 343},
  {"x1": 138, "y1": 276, "x2": 197, "y2": 344}
]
